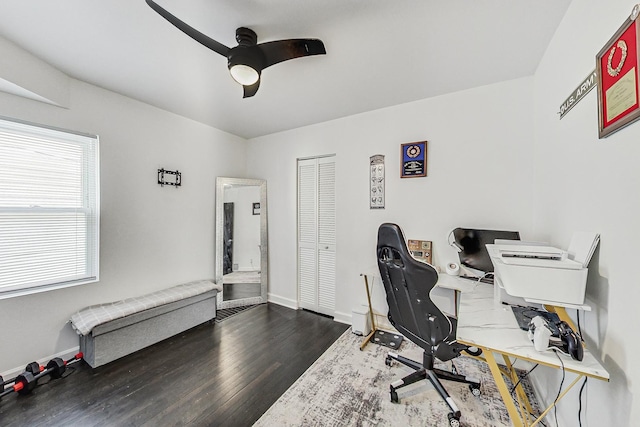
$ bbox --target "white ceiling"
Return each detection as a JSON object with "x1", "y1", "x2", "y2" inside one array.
[{"x1": 0, "y1": 0, "x2": 571, "y2": 139}]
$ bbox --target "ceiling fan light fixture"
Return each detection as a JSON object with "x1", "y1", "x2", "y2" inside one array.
[
  {"x1": 146, "y1": 0, "x2": 326, "y2": 97},
  {"x1": 229, "y1": 64, "x2": 260, "y2": 86}
]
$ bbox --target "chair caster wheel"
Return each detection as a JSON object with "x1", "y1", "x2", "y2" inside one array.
[
  {"x1": 448, "y1": 412, "x2": 461, "y2": 427},
  {"x1": 385, "y1": 355, "x2": 393, "y2": 367},
  {"x1": 390, "y1": 388, "x2": 399, "y2": 403},
  {"x1": 470, "y1": 384, "x2": 481, "y2": 396}
]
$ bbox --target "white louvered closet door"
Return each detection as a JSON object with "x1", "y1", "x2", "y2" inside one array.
[{"x1": 297, "y1": 156, "x2": 336, "y2": 316}]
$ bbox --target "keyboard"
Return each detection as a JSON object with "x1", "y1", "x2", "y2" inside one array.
[{"x1": 510, "y1": 305, "x2": 560, "y2": 336}]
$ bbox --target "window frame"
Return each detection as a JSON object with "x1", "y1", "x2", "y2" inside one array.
[{"x1": 0, "y1": 116, "x2": 100, "y2": 300}]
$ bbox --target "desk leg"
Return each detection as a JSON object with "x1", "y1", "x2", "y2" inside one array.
[
  {"x1": 486, "y1": 352, "x2": 586, "y2": 427},
  {"x1": 483, "y1": 350, "x2": 525, "y2": 427},
  {"x1": 502, "y1": 355, "x2": 534, "y2": 424},
  {"x1": 530, "y1": 374, "x2": 584, "y2": 427}
]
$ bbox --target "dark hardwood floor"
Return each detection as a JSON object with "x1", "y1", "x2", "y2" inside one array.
[{"x1": 0, "y1": 303, "x2": 348, "y2": 426}]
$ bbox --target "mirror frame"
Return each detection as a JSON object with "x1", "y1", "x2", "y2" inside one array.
[{"x1": 215, "y1": 177, "x2": 268, "y2": 309}]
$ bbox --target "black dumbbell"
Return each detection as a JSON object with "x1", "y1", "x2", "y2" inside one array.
[
  {"x1": 26, "y1": 362, "x2": 42, "y2": 375},
  {"x1": 13, "y1": 371, "x2": 38, "y2": 395},
  {"x1": 4, "y1": 353, "x2": 83, "y2": 397},
  {"x1": 0, "y1": 360, "x2": 41, "y2": 393}
]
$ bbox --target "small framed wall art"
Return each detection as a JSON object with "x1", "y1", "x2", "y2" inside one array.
[
  {"x1": 369, "y1": 154, "x2": 385, "y2": 209},
  {"x1": 158, "y1": 168, "x2": 181, "y2": 187},
  {"x1": 252, "y1": 202, "x2": 261, "y2": 215},
  {"x1": 401, "y1": 141, "x2": 427, "y2": 178},
  {"x1": 596, "y1": 5, "x2": 640, "y2": 138}
]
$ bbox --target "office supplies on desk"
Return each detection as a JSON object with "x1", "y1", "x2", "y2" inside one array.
[
  {"x1": 501, "y1": 256, "x2": 583, "y2": 269},
  {"x1": 456, "y1": 282, "x2": 609, "y2": 427},
  {"x1": 568, "y1": 232, "x2": 600, "y2": 267},
  {"x1": 407, "y1": 239, "x2": 432, "y2": 264},
  {"x1": 488, "y1": 243, "x2": 589, "y2": 306},
  {"x1": 460, "y1": 274, "x2": 494, "y2": 284},
  {"x1": 510, "y1": 305, "x2": 560, "y2": 333},
  {"x1": 527, "y1": 316, "x2": 583, "y2": 361},
  {"x1": 528, "y1": 316, "x2": 553, "y2": 351},
  {"x1": 445, "y1": 262, "x2": 460, "y2": 276},
  {"x1": 500, "y1": 245, "x2": 567, "y2": 261},
  {"x1": 449, "y1": 228, "x2": 521, "y2": 273}
]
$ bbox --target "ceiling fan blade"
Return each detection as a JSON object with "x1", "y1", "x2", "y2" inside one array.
[
  {"x1": 259, "y1": 39, "x2": 326, "y2": 69},
  {"x1": 243, "y1": 79, "x2": 261, "y2": 98},
  {"x1": 146, "y1": 0, "x2": 230, "y2": 57}
]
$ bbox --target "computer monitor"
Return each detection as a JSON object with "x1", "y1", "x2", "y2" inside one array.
[{"x1": 452, "y1": 228, "x2": 521, "y2": 274}]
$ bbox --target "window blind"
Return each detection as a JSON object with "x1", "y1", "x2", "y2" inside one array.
[{"x1": 0, "y1": 117, "x2": 99, "y2": 299}]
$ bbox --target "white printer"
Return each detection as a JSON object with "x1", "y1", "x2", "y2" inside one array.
[{"x1": 487, "y1": 233, "x2": 599, "y2": 307}]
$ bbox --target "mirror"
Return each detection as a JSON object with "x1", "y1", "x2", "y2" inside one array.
[{"x1": 215, "y1": 177, "x2": 268, "y2": 309}]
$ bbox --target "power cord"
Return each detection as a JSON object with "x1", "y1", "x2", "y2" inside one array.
[
  {"x1": 508, "y1": 361, "x2": 547, "y2": 427},
  {"x1": 575, "y1": 308, "x2": 588, "y2": 426},
  {"x1": 473, "y1": 272, "x2": 495, "y2": 289},
  {"x1": 578, "y1": 377, "x2": 588, "y2": 427},
  {"x1": 576, "y1": 308, "x2": 585, "y2": 343},
  {"x1": 552, "y1": 349, "x2": 566, "y2": 427},
  {"x1": 509, "y1": 363, "x2": 539, "y2": 395}
]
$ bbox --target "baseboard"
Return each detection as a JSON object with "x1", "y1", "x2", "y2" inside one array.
[
  {"x1": 1, "y1": 346, "x2": 80, "y2": 380},
  {"x1": 333, "y1": 310, "x2": 351, "y2": 325},
  {"x1": 267, "y1": 293, "x2": 298, "y2": 310}
]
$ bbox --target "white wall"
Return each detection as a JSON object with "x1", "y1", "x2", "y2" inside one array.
[
  {"x1": 0, "y1": 79, "x2": 246, "y2": 374},
  {"x1": 531, "y1": 0, "x2": 639, "y2": 425},
  {"x1": 247, "y1": 77, "x2": 536, "y2": 321}
]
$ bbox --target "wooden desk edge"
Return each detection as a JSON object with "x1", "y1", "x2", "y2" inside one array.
[{"x1": 457, "y1": 339, "x2": 610, "y2": 382}]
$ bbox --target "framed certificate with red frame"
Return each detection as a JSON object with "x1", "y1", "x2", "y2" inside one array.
[{"x1": 597, "y1": 5, "x2": 640, "y2": 138}]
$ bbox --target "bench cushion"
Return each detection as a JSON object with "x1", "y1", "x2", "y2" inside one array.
[{"x1": 70, "y1": 279, "x2": 221, "y2": 336}]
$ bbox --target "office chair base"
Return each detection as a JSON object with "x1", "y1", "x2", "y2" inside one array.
[
  {"x1": 386, "y1": 352, "x2": 481, "y2": 388},
  {"x1": 386, "y1": 351, "x2": 481, "y2": 426}
]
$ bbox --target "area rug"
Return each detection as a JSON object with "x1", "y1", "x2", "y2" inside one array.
[{"x1": 255, "y1": 330, "x2": 539, "y2": 427}]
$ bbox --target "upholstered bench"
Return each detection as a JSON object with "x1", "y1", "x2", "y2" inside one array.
[{"x1": 70, "y1": 280, "x2": 221, "y2": 368}]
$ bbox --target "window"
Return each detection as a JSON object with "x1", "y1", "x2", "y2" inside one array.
[{"x1": 0, "y1": 117, "x2": 99, "y2": 299}]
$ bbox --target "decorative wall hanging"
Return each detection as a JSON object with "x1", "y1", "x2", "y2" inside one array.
[
  {"x1": 407, "y1": 239, "x2": 432, "y2": 265},
  {"x1": 558, "y1": 70, "x2": 597, "y2": 119},
  {"x1": 253, "y1": 202, "x2": 261, "y2": 215},
  {"x1": 597, "y1": 4, "x2": 640, "y2": 138},
  {"x1": 369, "y1": 154, "x2": 385, "y2": 209},
  {"x1": 401, "y1": 141, "x2": 427, "y2": 178},
  {"x1": 157, "y1": 168, "x2": 181, "y2": 187}
]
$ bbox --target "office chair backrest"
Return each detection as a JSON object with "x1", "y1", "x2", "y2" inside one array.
[{"x1": 377, "y1": 223, "x2": 452, "y2": 353}]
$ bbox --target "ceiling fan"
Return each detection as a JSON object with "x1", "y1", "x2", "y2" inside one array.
[{"x1": 145, "y1": 0, "x2": 327, "y2": 98}]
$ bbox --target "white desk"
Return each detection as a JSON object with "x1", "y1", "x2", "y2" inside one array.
[
  {"x1": 454, "y1": 282, "x2": 609, "y2": 427},
  {"x1": 436, "y1": 273, "x2": 481, "y2": 294}
]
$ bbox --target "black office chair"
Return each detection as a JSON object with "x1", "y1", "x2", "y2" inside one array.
[{"x1": 377, "y1": 223, "x2": 482, "y2": 427}]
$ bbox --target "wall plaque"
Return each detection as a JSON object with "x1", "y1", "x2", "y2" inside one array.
[
  {"x1": 597, "y1": 5, "x2": 640, "y2": 138},
  {"x1": 400, "y1": 141, "x2": 427, "y2": 178}
]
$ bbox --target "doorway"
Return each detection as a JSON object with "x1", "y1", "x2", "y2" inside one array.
[{"x1": 297, "y1": 155, "x2": 336, "y2": 316}]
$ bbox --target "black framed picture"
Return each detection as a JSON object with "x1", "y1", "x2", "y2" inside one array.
[{"x1": 401, "y1": 141, "x2": 427, "y2": 178}]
